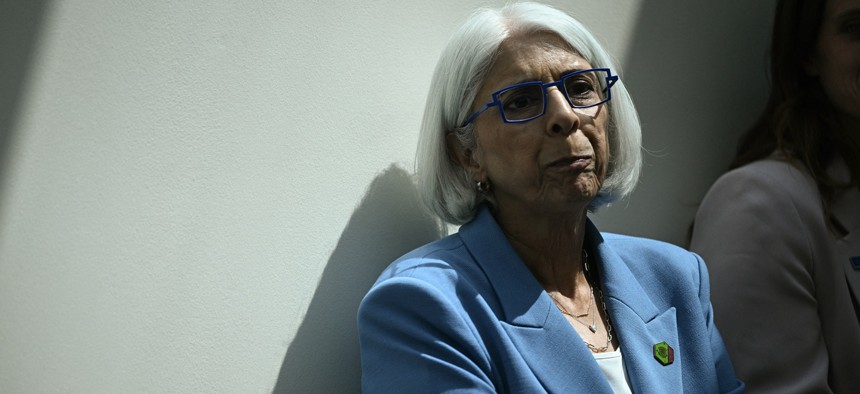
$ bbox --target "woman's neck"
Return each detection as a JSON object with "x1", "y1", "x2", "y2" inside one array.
[{"x1": 493, "y1": 204, "x2": 589, "y2": 296}]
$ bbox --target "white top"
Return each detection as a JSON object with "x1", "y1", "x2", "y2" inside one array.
[{"x1": 593, "y1": 348, "x2": 633, "y2": 394}]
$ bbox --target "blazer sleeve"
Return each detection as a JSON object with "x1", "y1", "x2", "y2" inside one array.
[
  {"x1": 690, "y1": 166, "x2": 830, "y2": 393},
  {"x1": 357, "y1": 275, "x2": 496, "y2": 393},
  {"x1": 694, "y1": 252, "x2": 746, "y2": 394}
]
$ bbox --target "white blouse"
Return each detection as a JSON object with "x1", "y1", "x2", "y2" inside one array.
[{"x1": 593, "y1": 347, "x2": 633, "y2": 394}]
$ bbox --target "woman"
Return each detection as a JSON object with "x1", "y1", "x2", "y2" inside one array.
[
  {"x1": 691, "y1": 0, "x2": 860, "y2": 392},
  {"x1": 359, "y1": 3, "x2": 743, "y2": 392}
]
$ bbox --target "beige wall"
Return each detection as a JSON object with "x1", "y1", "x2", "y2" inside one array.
[{"x1": 0, "y1": 0, "x2": 774, "y2": 392}]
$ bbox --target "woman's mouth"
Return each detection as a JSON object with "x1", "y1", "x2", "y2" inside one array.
[{"x1": 548, "y1": 156, "x2": 592, "y2": 171}]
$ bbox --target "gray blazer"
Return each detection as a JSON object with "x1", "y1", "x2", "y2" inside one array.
[{"x1": 691, "y1": 157, "x2": 860, "y2": 393}]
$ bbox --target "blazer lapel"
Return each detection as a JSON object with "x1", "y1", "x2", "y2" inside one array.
[
  {"x1": 585, "y1": 220, "x2": 683, "y2": 393},
  {"x1": 828, "y1": 160, "x2": 860, "y2": 309},
  {"x1": 833, "y1": 186, "x2": 860, "y2": 311},
  {"x1": 459, "y1": 207, "x2": 613, "y2": 393}
]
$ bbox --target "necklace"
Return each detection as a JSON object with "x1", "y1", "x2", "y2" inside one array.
[
  {"x1": 549, "y1": 250, "x2": 614, "y2": 353},
  {"x1": 549, "y1": 283, "x2": 596, "y2": 332}
]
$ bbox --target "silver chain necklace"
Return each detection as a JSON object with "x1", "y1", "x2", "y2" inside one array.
[{"x1": 549, "y1": 250, "x2": 614, "y2": 353}]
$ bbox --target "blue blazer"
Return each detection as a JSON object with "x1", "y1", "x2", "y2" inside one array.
[{"x1": 358, "y1": 206, "x2": 743, "y2": 393}]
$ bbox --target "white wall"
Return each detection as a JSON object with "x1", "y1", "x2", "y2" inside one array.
[{"x1": 0, "y1": 0, "x2": 774, "y2": 392}]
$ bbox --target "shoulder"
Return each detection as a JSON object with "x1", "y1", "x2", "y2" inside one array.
[
  {"x1": 603, "y1": 233, "x2": 700, "y2": 267},
  {"x1": 357, "y1": 235, "x2": 498, "y2": 391},
  {"x1": 601, "y1": 233, "x2": 705, "y2": 285},
  {"x1": 705, "y1": 159, "x2": 819, "y2": 210},
  {"x1": 373, "y1": 234, "x2": 478, "y2": 287},
  {"x1": 365, "y1": 233, "x2": 493, "y2": 312},
  {"x1": 696, "y1": 158, "x2": 822, "y2": 237},
  {"x1": 691, "y1": 158, "x2": 820, "y2": 279},
  {"x1": 603, "y1": 232, "x2": 694, "y2": 259}
]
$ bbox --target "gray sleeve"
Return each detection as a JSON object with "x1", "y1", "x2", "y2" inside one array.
[{"x1": 690, "y1": 166, "x2": 832, "y2": 394}]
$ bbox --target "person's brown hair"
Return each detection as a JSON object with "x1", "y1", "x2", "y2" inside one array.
[{"x1": 732, "y1": 0, "x2": 860, "y2": 230}]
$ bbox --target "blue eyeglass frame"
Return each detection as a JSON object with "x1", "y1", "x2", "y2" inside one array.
[{"x1": 461, "y1": 67, "x2": 618, "y2": 127}]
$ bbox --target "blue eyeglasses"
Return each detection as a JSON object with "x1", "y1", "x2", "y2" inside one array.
[{"x1": 462, "y1": 68, "x2": 618, "y2": 127}]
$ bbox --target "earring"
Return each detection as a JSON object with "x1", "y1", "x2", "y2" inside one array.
[{"x1": 476, "y1": 180, "x2": 490, "y2": 192}]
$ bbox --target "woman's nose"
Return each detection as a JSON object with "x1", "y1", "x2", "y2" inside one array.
[{"x1": 544, "y1": 88, "x2": 580, "y2": 136}]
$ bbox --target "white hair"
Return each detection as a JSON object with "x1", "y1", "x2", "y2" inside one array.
[{"x1": 416, "y1": 2, "x2": 642, "y2": 225}]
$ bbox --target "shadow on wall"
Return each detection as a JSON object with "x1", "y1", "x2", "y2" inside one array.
[
  {"x1": 590, "y1": 0, "x2": 776, "y2": 246},
  {"x1": 273, "y1": 164, "x2": 444, "y2": 393},
  {"x1": 0, "y1": 0, "x2": 51, "y2": 214}
]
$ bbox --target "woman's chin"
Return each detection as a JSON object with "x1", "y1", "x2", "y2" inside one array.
[
  {"x1": 564, "y1": 178, "x2": 601, "y2": 202},
  {"x1": 538, "y1": 190, "x2": 598, "y2": 214}
]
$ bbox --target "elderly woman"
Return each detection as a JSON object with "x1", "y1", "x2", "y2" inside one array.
[
  {"x1": 358, "y1": 3, "x2": 743, "y2": 392},
  {"x1": 691, "y1": 0, "x2": 860, "y2": 392}
]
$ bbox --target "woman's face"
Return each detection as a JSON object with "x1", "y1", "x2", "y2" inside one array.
[
  {"x1": 811, "y1": 0, "x2": 860, "y2": 125},
  {"x1": 466, "y1": 32, "x2": 609, "y2": 218}
]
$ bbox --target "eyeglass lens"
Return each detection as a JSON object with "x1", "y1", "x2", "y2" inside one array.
[{"x1": 497, "y1": 70, "x2": 609, "y2": 122}]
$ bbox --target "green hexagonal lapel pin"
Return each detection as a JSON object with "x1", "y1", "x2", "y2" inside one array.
[{"x1": 653, "y1": 341, "x2": 674, "y2": 366}]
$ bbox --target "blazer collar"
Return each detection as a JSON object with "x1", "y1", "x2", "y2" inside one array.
[
  {"x1": 828, "y1": 159, "x2": 860, "y2": 317},
  {"x1": 459, "y1": 205, "x2": 551, "y2": 327},
  {"x1": 584, "y1": 220, "x2": 683, "y2": 391},
  {"x1": 828, "y1": 158, "x2": 860, "y2": 235},
  {"x1": 458, "y1": 205, "x2": 664, "y2": 325},
  {"x1": 584, "y1": 220, "x2": 660, "y2": 323}
]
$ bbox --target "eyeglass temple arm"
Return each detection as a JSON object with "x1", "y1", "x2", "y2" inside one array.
[
  {"x1": 462, "y1": 101, "x2": 496, "y2": 127},
  {"x1": 605, "y1": 75, "x2": 618, "y2": 91}
]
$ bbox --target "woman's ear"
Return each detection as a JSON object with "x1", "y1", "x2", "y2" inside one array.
[{"x1": 445, "y1": 132, "x2": 481, "y2": 174}]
